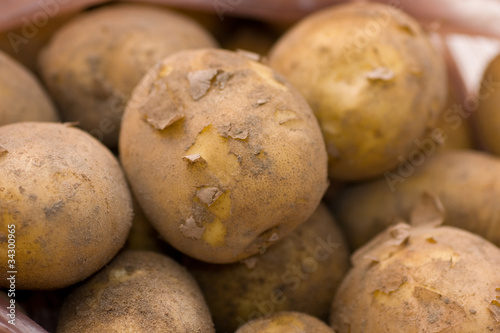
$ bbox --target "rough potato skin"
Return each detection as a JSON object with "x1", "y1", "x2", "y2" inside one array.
[
  {"x1": 331, "y1": 223, "x2": 500, "y2": 333},
  {"x1": 331, "y1": 150, "x2": 500, "y2": 250},
  {"x1": 268, "y1": 2, "x2": 447, "y2": 181},
  {"x1": 185, "y1": 204, "x2": 349, "y2": 332},
  {"x1": 236, "y1": 311, "x2": 334, "y2": 333},
  {"x1": 57, "y1": 251, "x2": 215, "y2": 333},
  {"x1": 477, "y1": 54, "x2": 500, "y2": 155},
  {"x1": 0, "y1": 122, "x2": 132, "y2": 289},
  {"x1": 120, "y1": 48, "x2": 329, "y2": 263},
  {"x1": 0, "y1": 50, "x2": 58, "y2": 126},
  {"x1": 39, "y1": 3, "x2": 217, "y2": 147}
]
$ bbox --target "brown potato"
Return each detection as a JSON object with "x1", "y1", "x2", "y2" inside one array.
[
  {"x1": 331, "y1": 150, "x2": 500, "y2": 250},
  {"x1": 331, "y1": 222, "x2": 500, "y2": 332},
  {"x1": 0, "y1": 50, "x2": 58, "y2": 126},
  {"x1": 268, "y1": 2, "x2": 447, "y2": 181},
  {"x1": 57, "y1": 250, "x2": 215, "y2": 333},
  {"x1": 185, "y1": 204, "x2": 349, "y2": 332},
  {"x1": 39, "y1": 3, "x2": 217, "y2": 147},
  {"x1": 120, "y1": 48, "x2": 328, "y2": 263},
  {"x1": 0, "y1": 122, "x2": 132, "y2": 289},
  {"x1": 236, "y1": 312, "x2": 334, "y2": 333}
]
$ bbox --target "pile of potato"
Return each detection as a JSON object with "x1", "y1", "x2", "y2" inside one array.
[{"x1": 1, "y1": 2, "x2": 500, "y2": 332}]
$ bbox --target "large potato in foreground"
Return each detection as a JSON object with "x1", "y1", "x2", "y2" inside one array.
[
  {"x1": 331, "y1": 150, "x2": 500, "y2": 249},
  {"x1": 331, "y1": 222, "x2": 500, "y2": 332},
  {"x1": 236, "y1": 312, "x2": 334, "y2": 333},
  {"x1": 120, "y1": 48, "x2": 328, "y2": 263},
  {"x1": 0, "y1": 122, "x2": 132, "y2": 289},
  {"x1": 0, "y1": 50, "x2": 58, "y2": 126},
  {"x1": 39, "y1": 3, "x2": 217, "y2": 147},
  {"x1": 268, "y1": 2, "x2": 447, "y2": 181},
  {"x1": 57, "y1": 251, "x2": 214, "y2": 333},
  {"x1": 185, "y1": 204, "x2": 349, "y2": 332}
]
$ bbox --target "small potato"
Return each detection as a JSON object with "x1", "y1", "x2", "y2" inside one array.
[
  {"x1": 185, "y1": 204, "x2": 349, "y2": 333},
  {"x1": 57, "y1": 250, "x2": 215, "y2": 333},
  {"x1": 0, "y1": 50, "x2": 58, "y2": 126},
  {"x1": 39, "y1": 3, "x2": 217, "y2": 147},
  {"x1": 268, "y1": 2, "x2": 447, "y2": 181},
  {"x1": 331, "y1": 150, "x2": 500, "y2": 249},
  {"x1": 236, "y1": 312, "x2": 334, "y2": 333},
  {"x1": 476, "y1": 53, "x2": 500, "y2": 155},
  {"x1": 120, "y1": 48, "x2": 328, "y2": 263},
  {"x1": 0, "y1": 122, "x2": 132, "y2": 289},
  {"x1": 331, "y1": 222, "x2": 500, "y2": 332}
]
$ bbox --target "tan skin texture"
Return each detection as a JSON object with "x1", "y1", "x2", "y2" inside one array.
[
  {"x1": 38, "y1": 3, "x2": 217, "y2": 148},
  {"x1": 0, "y1": 50, "x2": 58, "y2": 126},
  {"x1": 57, "y1": 251, "x2": 214, "y2": 333},
  {"x1": 268, "y1": 2, "x2": 447, "y2": 181},
  {"x1": 120, "y1": 48, "x2": 329, "y2": 264},
  {"x1": 236, "y1": 311, "x2": 335, "y2": 333},
  {"x1": 476, "y1": 53, "x2": 500, "y2": 155},
  {"x1": 0, "y1": 122, "x2": 132, "y2": 290},
  {"x1": 331, "y1": 150, "x2": 500, "y2": 250},
  {"x1": 185, "y1": 204, "x2": 349, "y2": 332},
  {"x1": 331, "y1": 223, "x2": 500, "y2": 333}
]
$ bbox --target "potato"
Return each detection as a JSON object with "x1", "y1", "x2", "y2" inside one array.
[
  {"x1": 236, "y1": 311, "x2": 334, "y2": 333},
  {"x1": 0, "y1": 122, "x2": 132, "y2": 289},
  {"x1": 39, "y1": 3, "x2": 217, "y2": 147},
  {"x1": 268, "y1": 2, "x2": 447, "y2": 181},
  {"x1": 57, "y1": 250, "x2": 215, "y2": 333},
  {"x1": 119, "y1": 48, "x2": 328, "y2": 263},
  {"x1": 185, "y1": 204, "x2": 349, "y2": 332},
  {"x1": 331, "y1": 221, "x2": 500, "y2": 332},
  {"x1": 331, "y1": 150, "x2": 500, "y2": 250},
  {"x1": 0, "y1": 50, "x2": 58, "y2": 126},
  {"x1": 476, "y1": 53, "x2": 500, "y2": 155}
]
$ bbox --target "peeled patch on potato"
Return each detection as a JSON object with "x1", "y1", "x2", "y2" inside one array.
[
  {"x1": 236, "y1": 311, "x2": 334, "y2": 333},
  {"x1": 120, "y1": 48, "x2": 329, "y2": 264},
  {"x1": 57, "y1": 251, "x2": 215, "y2": 333},
  {"x1": 0, "y1": 50, "x2": 58, "y2": 126},
  {"x1": 331, "y1": 199, "x2": 500, "y2": 332},
  {"x1": 0, "y1": 122, "x2": 132, "y2": 289}
]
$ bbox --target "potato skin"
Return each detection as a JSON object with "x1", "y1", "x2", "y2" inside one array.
[
  {"x1": 236, "y1": 311, "x2": 334, "y2": 333},
  {"x1": 39, "y1": 3, "x2": 217, "y2": 147},
  {"x1": 268, "y1": 2, "x2": 447, "y2": 181},
  {"x1": 331, "y1": 223, "x2": 500, "y2": 333},
  {"x1": 185, "y1": 204, "x2": 349, "y2": 332},
  {"x1": 57, "y1": 250, "x2": 215, "y2": 333},
  {"x1": 477, "y1": 54, "x2": 500, "y2": 155},
  {"x1": 0, "y1": 50, "x2": 58, "y2": 126},
  {"x1": 332, "y1": 150, "x2": 500, "y2": 250},
  {"x1": 120, "y1": 48, "x2": 328, "y2": 263},
  {"x1": 0, "y1": 122, "x2": 132, "y2": 289}
]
